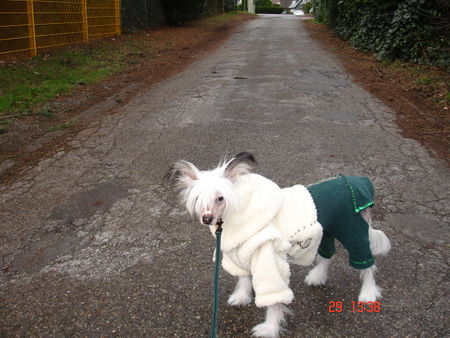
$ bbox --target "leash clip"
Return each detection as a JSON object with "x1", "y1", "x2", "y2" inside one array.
[{"x1": 215, "y1": 219, "x2": 223, "y2": 234}]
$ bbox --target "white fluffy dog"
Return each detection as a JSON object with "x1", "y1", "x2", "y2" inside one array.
[{"x1": 165, "y1": 152, "x2": 390, "y2": 337}]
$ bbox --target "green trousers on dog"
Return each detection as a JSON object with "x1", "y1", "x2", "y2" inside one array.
[{"x1": 307, "y1": 175, "x2": 375, "y2": 269}]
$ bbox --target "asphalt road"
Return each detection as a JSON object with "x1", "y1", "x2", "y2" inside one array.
[{"x1": 1, "y1": 15, "x2": 448, "y2": 337}]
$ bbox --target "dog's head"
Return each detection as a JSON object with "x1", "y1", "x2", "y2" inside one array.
[{"x1": 165, "y1": 152, "x2": 256, "y2": 226}]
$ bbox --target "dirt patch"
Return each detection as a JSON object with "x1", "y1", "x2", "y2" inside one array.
[
  {"x1": 303, "y1": 19, "x2": 449, "y2": 166},
  {"x1": 0, "y1": 14, "x2": 254, "y2": 184}
]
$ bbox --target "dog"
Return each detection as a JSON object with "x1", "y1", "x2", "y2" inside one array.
[{"x1": 165, "y1": 152, "x2": 390, "y2": 337}]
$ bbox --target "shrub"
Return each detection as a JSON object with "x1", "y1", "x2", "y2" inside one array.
[
  {"x1": 303, "y1": 2, "x2": 313, "y2": 14},
  {"x1": 311, "y1": 0, "x2": 450, "y2": 68},
  {"x1": 237, "y1": 0, "x2": 246, "y2": 10},
  {"x1": 256, "y1": 0, "x2": 273, "y2": 6},
  {"x1": 255, "y1": 6, "x2": 284, "y2": 14},
  {"x1": 224, "y1": 0, "x2": 237, "y2": 11},
  {"x1": 121, "y1": 0, "x2": 165, "y2": 31},
  {"x1": 161, "y1": 0, "x2": 207, "y2": 24}
]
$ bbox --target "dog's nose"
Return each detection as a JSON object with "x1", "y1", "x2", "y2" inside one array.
[{"x1": 202, "y1": 215, "x2": 214, "y2": 225}]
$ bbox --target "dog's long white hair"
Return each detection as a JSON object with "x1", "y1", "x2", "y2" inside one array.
[
  {"x1": 165, "y1": 152, "x2": 390, "y2": 337},
  {"x1": 165, "y1": 152, "x2": 256, "y2": 225}
]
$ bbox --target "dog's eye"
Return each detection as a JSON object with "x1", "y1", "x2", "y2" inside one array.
[{"x1": 217, "y1": 196, "x2": 224, "y2": 202}]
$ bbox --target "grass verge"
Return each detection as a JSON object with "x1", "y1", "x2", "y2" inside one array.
[
  {"x1": 0, "y1": 48, "x2": 127, "y2": 115},
  {"x1": 0, "y1": 12, "x2": 253, "y2": 117}
]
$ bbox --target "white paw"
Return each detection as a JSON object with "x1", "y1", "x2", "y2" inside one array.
[
  {"x1": 305, "y1": 268, "x2": 328, "y2": 286},
  {"x1": 358, "y1": 286, "x2": 382, "y2": 302},
  {"x1": 252, "y1": 322, "x2": 282, "y2": 338},
  {"x1": 227, "y1": 291, "x2": 252, "y2": 306}
]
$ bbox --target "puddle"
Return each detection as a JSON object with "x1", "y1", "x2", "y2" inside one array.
[
  {"x1": 9, "y1": 181, "x2": 132, "y2": 274},
  {"x1": 51, "y1": 181, "x2": 130, "y2": 223},
  {"x1": 11, "y1": 232, "x2": 80, "y2": 273}
]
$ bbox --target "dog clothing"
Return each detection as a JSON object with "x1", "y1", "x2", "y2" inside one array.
[
  {"x1": 211, "y1": 173, "x2": 322, "y2": 308},
  {"x1": 307, "y1": 175, "x2": 375, "y2": 269},
  {"x1": 211, "y1": 173, "x2": 375, "y2": 308}
]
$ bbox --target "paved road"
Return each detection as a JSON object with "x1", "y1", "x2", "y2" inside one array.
[{"x1": 1, "y1": 15, "x2": 448, "y2": 337}]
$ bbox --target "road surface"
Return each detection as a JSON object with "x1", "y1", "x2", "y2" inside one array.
[{"x1": 1, "y1": 14, "x2": 448, "y2": 337}]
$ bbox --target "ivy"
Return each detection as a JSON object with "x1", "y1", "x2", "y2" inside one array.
[
  {"x1": 161, "y1": 0, "x2": 207, "y2": 24},
  {"x1": 311, "y1": 0, "x2": 450, "y2": 69}
]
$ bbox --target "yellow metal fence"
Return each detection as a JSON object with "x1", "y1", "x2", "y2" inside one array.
[{"x1": 0, "y1": 0, "x2": 121, "y2": 58}]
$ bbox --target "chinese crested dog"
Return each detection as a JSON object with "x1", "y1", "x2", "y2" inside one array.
[{"x1": 165, "y1": 152, "x2": 390, "y2": 337}]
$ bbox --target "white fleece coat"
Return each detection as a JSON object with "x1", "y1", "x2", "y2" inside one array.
[{"x1": 210, "y1": 173, "x2": 323, "y2": 308}]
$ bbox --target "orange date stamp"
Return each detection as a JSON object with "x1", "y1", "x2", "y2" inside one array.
[{"x1": 328, "y1": 301, "x2": 381, "y2": 313}]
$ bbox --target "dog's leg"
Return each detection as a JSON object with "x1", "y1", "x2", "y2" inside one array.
[
  {"x1": 252, "y1": 303, "x2": 292, "y2": 338},
  {"x1": 358, "y1": 265, "x2": 382, "y2": 302},
  {"x1": 305, "y1": 255, "x2": 332, "y2": 286},
  {"x1": 228, "y1": 276, "x2": 253, "y2": 306}
]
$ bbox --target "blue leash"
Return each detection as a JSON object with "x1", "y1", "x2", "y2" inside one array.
[{"x1": 210, "y1": 219, "x2": 223, "y2": 338}]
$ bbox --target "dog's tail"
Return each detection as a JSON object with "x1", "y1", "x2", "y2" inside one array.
[
  {"x1": 369, "y1": 227, "x2": 391, "y2": 255},
  {"x1": 362, "y1": 208, "x2": 391, "y2": 256}
]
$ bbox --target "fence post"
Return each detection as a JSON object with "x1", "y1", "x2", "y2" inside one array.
[
  {"x1": 26, "y1": 0, "x2": 37, "y2": 57},
  {"x1": 115, "y1": 0, "x2": 121, "y2": 35},
  {"x1": 81, "y1": 0, "x2": 89, "y2": 42}
]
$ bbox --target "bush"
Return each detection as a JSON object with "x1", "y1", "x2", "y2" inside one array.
[
  {"x1": 161, "y1": 0, "x2": 207, "y2": 24},
  {"x1": 224, "y1": 0, "x2": 237, "y2": 11},
  {"x1": 121, "y1": 0, "x2": 165, "y2": 31},
  {"x1": 303, "y1": 2, "x2": 313, "y2": 14},
  {"x1": 256, "y1": 0, "x2": 273, "y2": 6},
  {"x1": 311, "y1": 0, "x2": 450, "y2": 68},
  {"x1": 237, "y1": 0, "x2": 246, "y2": 10},
  {"x1": 255, "y1": 6, "x2": 283, "y2": 14}
]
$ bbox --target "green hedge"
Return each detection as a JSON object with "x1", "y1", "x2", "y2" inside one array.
[
  {"x1": 121, "y1": 0, "x2": 166, "y2": 31},
  {"x1": 224, "y1": 0, "x2": 238, "y2": 11},
  {"x1": 255, "y1": 6, "x2": 284, "y2": 14},
  {"x1": 161, "y1": 0, "x2": 207, "y2": 24},
  {"x1": 311, "y1": 0, "x2": 450, "y2": 68},
  {"x1": 256, "y1": 0, "x2": 273, "y2": 6},
  {"x1": 303, "y1": 2, "x2": 313, "y2": 14}
]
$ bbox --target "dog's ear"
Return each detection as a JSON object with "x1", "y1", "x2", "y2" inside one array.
[
  {"x1": 164, "y1": 160, "x2": 199, "y2": 189},
  {"x1": 224, "y1": 152, "x2": 256, "y2": 182}
]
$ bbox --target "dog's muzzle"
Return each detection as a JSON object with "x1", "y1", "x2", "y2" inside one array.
[{"x1": 202, "y1": 214, "x2": 214, "y2": 225}]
